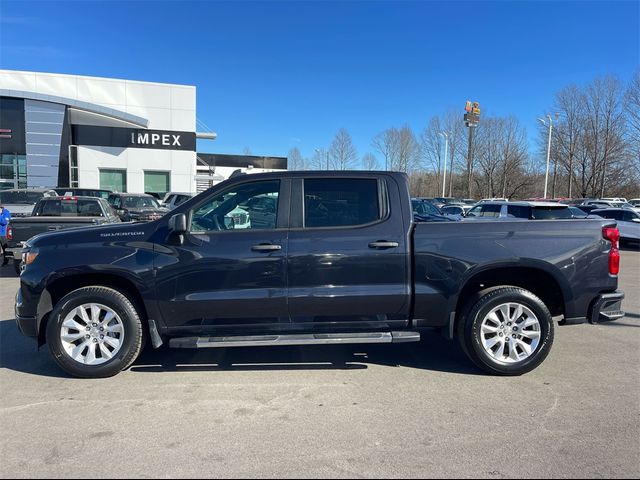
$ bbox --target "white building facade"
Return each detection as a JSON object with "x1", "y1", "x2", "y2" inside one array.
[{"x1": 0, "y1": 70, "x2": 198, "y2": 195}]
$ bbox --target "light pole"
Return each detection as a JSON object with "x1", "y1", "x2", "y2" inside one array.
[
  {"x1": 538, "y1": 115, "x2": 553, "y2": 199},
  {"x1": 439, "y1": 132, "x2": 449, "y2": 198}
]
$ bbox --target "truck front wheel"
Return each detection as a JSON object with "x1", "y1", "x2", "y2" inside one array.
[
  {"x1": 46, "y1": 286, "x2": 143, "y2": 378},
  {"x1": 457, "y1": 287, "x2": 554, "y2": 375}
]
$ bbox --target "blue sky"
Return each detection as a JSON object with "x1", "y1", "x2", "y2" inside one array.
[{"x1": 1, "y1": 0, "x2": 638, "y2": 163}]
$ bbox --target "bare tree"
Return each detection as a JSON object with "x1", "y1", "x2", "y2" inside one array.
[
  {"x1": 242, "y1": 147, "x2": 252, "y2": 156},
  {"x1": 362, "y1": 153, "x2": 379, "y2": 170},
  {"x1": 309, "y1": 147, "x2": 329, "y2": 170},
  {"x1": 329, "y1": 128, "x2": 358, "y2": 170},
  {"x1": 395, "y1": 125, "x2": 421, "y2": 173},
  {"x1": 420, "y1": 117, "x2": 444, "y2": 195},
  {"x1": 372, "y1": 128, "x2": 398, "y2": 171},
  {"x1": 287, "y1": 147, "x2": 305, "y2": 171},
  {"x1": 624, "y1": 70, "x2": 640, "y2": 178},
  {"x1": 584, "y1": 76, "x2": 626, "y2": 197}
]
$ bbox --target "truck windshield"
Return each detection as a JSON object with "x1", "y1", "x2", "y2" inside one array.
[
  {"x1": 0, "y1": 191, "x2": 45, "y2": 204},
  {"x1": 122, "y1": 196, "x2": 160, "y2": 209}
]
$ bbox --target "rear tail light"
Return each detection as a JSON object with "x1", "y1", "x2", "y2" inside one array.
[
  {"x1": 6, "y1": 225, "x2": 12, "y2": 241},
  {"x1": 603, "y1": 227, "x2": 620, "y2": 276}
]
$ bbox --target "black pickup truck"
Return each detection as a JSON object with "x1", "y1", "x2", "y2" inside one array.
[
  {"x1": 4, "y1": 196, "x2": 121, "y2": 273},
  {"x1": 14, "y1": 172, "x2": 624, "y2": 378}
]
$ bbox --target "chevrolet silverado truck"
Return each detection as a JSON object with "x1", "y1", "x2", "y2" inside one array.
[
  {"x1": 5, "y1": 196, "x2": 121, "y2": 274},
  {"x1": 14, "y1": 172, "x2": 625, "y2": 378}
]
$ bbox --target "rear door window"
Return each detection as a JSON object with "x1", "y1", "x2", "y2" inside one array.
[
  {"x1": 531, "y1": 207, "x2": 573, "y2": 220},
  {"x1": 507, "y1": 205, "x2": 531, "y2": 219},
  {"x1": 303, "y1": 178, "x2": 382, "y2": 228}
]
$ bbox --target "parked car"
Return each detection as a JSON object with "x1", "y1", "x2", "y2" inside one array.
[
  {"x1": 441, "y1": 204, "x2": 474, "y2": 217},
  {"x1": 562, "y1": 198, "x2": 597, "y2": 206},
  {"x1": 15, "y1": 172, "x2": 624, "y2": 378},
  {"x1": 582, "y1": 199, "x2": 630, "y2": 208},
  {"x1": 575, "y1": 205, "x2": 604, "y2": 215},
  {"x1": 464, "y1": 201, "x2": 573, "y2": 220},
  {"x1": 629, "y1": 198, "x2": 640, "y2": 207},
  {"x1": 54, "y1": 188, "x2": 112, "y2": 200},
  {"x1": 0, "y1": 188, "x2": 57, "y2": 217},
  {"x1": 591, "y1": 208, "x2": 640, "y2": 245},
  {"x1": 568, "y1": 206, "x2": 590, "y2": 219},
  {"x1": 161, "y1": 192, "x2": 193, "y2": 210},
  {"x1": 107, "y1": 193, "x2": 169, "y2": 222},
  {"x1": 412, "y1": 199, "x2": 454, "y2": 222},
  {"x1": 5, "y1": 196, "x2": 121, "y2": 274},
  {"x1": 601, "y1": 197, "x2": 628, "y2": 203}
]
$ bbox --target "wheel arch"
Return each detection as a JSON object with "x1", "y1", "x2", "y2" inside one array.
[
  {"x1": 38, "y1": 272, "x2": 149, "y2": 347},
  {"x1": 453, "y1": 262, "x2": 570, "y2": 323}
]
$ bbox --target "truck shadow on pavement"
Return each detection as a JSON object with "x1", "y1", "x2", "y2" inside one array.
[
  {"x1": 0, "y1": 318, "x2": 483, "y2": 377},
  {"x1": 129, "y1": 334, "x2": 483, "y2": 376}
]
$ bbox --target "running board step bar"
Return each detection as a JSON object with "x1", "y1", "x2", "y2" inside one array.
[{"x1": 169, "y1": 331, "x2": 420, "y2": 349}]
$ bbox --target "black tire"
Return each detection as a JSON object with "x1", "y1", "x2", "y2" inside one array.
[
  {"x1": 46, "y1": 286, "x2": 143, "y2": 378},
  {"x1": 457, "y1": 286, "x2": 554, "y2": 376}
]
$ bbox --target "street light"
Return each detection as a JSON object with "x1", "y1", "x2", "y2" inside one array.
[
  {"x1": 439, "y1": 132, "x2": 449, "y2": 198},
  {"x1": 538, "y1": 115, "x2": 553, "y2": 199}
]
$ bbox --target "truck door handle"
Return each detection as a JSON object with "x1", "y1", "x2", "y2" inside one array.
[
  {"x1": 252, "y1": 244, "x2": 282, "y2": 252},
  {"x1": 368, "y1": 241, "x2": 399, "y2": 249}
]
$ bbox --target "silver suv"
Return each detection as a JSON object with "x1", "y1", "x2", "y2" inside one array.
[{"x1": 465, "y1": 201, "x2": 573, "y2": 220}]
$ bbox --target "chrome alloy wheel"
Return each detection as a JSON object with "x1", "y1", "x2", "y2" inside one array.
[
  {"x1": 60, "y1": 304, "x2": 125, "y2": 366},
  {"x1": 480, "y1": 302, "x2": 541, "y2": 364}
]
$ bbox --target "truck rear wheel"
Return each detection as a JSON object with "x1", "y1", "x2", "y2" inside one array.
[
  {"x1": 457, "y1": 287, "x2": 554, "y2": 375},
  {"x1": 46, "y1": 286, "x2": 143, "y2": 378}
]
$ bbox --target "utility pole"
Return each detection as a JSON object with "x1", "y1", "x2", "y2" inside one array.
[
  {"x1": 538, "y1": 115, "x2": 553, "y2": 199},
  {"x1": 439, "y1": 132, "x2": 449, "y2": 197},
  {"x1": 464, "y1": 101, "x2": 481, "y2": 199}
]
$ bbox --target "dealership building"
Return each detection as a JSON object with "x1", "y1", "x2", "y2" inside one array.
[{"x1": 0, "y1": 70, "x2": 287, "y2": 195}]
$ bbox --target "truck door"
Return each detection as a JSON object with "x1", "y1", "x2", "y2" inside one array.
[
  {"x1": 154, "y1": 178, "x2": 290, "y2": 335},
  {"x1": 287, "y1": 176, "x2": 411, "y2": 330}
]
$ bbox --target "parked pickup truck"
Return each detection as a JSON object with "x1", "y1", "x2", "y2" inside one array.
[
  {"x1": 14, "y1": 172, "x2": 624, "y2": 378},
  {"x1": 5, "y1": 196, "x2": 120, "y2": 273}
]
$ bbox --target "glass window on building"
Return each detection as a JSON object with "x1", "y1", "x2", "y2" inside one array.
[
  {"x1": 0, "y1": 154, "x2": 27, "y2": 190},
  {"x1": 144, "y1": 171, "x2": 170, "y2": 198},
  {"x1": 100, "y1": 169, "x2": 127, "y2": 193}
]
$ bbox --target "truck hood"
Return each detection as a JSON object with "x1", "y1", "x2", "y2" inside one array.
[{"x1": 26, "y1": 221, "x2": 158, "y2": 249}]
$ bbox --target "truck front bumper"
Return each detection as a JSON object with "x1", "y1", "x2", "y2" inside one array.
[
  {"x1": 589, "y1": 291, "x2": 625, "y2": 324},
  {"x1": 15, "y1": 288, "x2": 39, "y2": 339}
]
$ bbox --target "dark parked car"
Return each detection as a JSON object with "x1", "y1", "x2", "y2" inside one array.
[
  {"x1": 412, "y1": 199, "x2": 454, "y2": 222},
  {"x1": 441, "y1": 204, "x2": 473, "y2": 217},
  {"x1": 5, "y1": 196, "x2": 121, "y2": 273},
  {"x1": 107, "y1": 193, "x2": 169, "y2": 222},
  {"x1": 15, "y1": 172, "x2": 624, "y2": 378}
]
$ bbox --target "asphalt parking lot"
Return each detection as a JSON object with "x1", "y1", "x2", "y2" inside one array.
[{"x1": 1, "y1": 249, "x2": 639, "y2": 479}]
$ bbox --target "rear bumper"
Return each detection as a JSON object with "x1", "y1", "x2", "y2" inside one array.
[{"x1": 589, "y1": 291, "x2": 625, "y2": 324}]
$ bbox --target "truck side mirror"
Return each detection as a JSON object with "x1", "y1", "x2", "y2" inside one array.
[{"x1": 168, "y1": 213, "x2": 187, "y2": 233}]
